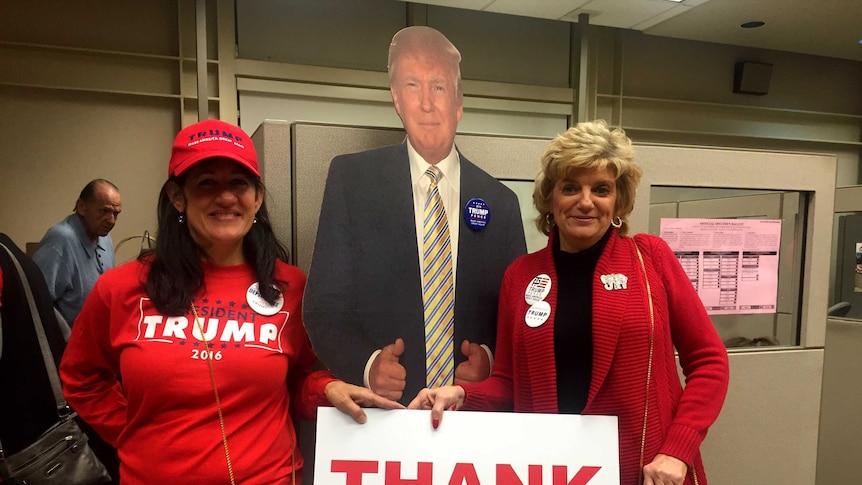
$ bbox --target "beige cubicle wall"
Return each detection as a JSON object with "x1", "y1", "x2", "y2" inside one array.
[
  {"x1": 816, "y1": 317, "x2": 862, "y2": 485},
  {"x1": 254, "y1": 121, "x2": 836, "y2": 485},
  {"x1": 638, "y1": 145, "x2": 835, "y2": 485},
  {"x1": 612, "y1": 144, "x2": 834, "y2": 485},
  {"x1": 816, "y1": 185, "x2": 862, "y2": 485}
]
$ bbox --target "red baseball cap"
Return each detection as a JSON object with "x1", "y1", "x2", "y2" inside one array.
[{"x1": 168, "y1": 119, "x2": 259, "y2": 178}]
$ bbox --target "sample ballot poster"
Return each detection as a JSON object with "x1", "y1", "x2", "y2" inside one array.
[{"x1": 659, "y1": 218, "x2": 781, "y2": 315}]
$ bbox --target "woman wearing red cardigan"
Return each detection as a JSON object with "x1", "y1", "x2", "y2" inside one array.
[{"x1": 409, "y1": 120, "x2": 729, "y2": 485}]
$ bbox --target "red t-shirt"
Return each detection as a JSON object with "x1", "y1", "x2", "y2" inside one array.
[{"x1": 60, "y1": 260, "x2": 335, "y2": 484}]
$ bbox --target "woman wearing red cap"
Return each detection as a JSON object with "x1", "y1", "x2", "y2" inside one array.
[{"x1": 59, "y1": 119, "x2": 402, "y2": 484}]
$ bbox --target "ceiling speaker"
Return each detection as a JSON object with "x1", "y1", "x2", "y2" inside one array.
[{"x1": 734, "y1": 61, "x2": 773, "y2": 96}]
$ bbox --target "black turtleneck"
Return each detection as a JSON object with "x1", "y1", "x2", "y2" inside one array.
[{"x1": 553, "y1": 227, "x2": 612, "y2": 414}]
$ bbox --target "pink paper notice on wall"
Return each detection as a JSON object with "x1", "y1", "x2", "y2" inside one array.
[{"x1": 659, "y1": 218, "x2": 781, "y2": 315}]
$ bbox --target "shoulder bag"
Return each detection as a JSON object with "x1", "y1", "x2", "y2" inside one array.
[
  {"x1": 0, "y1": 241, "x2": 112, "y2": 485},
  {"x1": 632, "y1": 235, "x2": 699, "y2": 485}
]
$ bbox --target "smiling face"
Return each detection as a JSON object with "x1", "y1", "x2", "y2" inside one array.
[
  {"x1": 551, "y1": 167, "x2": 618, "y2": 253},
  {"x1": 168, "y1": 158, "x2": 263, "y2": 264},
  {"x1": 390, "y1": 54, "x2": 463, "y2": 164}
]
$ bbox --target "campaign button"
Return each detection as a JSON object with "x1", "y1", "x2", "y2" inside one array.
[
  {"x1": 246, "y1": 282, "x2": 284, "y2": 316},
  {"x1": 525, "y1": 301, "x2": 551, "y2": 328},
  {"x1": 464, "y1": 198, "x2": 490, "y2": 230},
  {"x1": 525, "y1": 274, "x2": 552, "y2": 305}
]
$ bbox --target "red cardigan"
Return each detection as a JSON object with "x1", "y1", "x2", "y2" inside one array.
[{"x1": 462, "y1": 230, "x2": 729, "y2": 485}]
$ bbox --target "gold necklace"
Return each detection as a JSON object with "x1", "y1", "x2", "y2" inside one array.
[
  {"x1": 190, "y1": 302, "x2": 297, "y2": 485},
  {"x1": 191, "y1": 303, "x2": 236, "y2": 485}
]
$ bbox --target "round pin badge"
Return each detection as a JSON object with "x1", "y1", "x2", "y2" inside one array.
[
  {"x1": 524, "y1": 274, "x2": 552, "y2": 305},
  {"x1": 525, "y1": 301, "x2": 551, "y2": 328},
  {"x1": 246, "y1": 282, "x2": 284, "y2": 316},
  {"x1": 463, "y1": 198, "x2": 490, "y2": 231}
]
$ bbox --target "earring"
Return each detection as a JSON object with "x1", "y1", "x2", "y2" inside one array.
[
  {"x1": 545, "y1": 213, "x2": 555, "y2": 228},
  {"x1": 611, "y1": 216, "x2": 622, "y2": 229},
  {"x1": 178, "y1": 213, "x2": 185, "y2": 224},
  {"x1": 253, "y1": 217, "x2": 258, "y2": 224}
]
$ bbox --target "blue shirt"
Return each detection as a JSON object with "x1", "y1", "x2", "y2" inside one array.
[{"x1": 33, "y1": 214, "x2": 115, "y2": 325}]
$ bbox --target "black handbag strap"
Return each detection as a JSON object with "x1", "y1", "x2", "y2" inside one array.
[{"x1": 0, "y1": 241, "x2": 69, "y2": 417}]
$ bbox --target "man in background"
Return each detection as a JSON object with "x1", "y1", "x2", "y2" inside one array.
[
  {"x1": 33, "y1": 179, "x2": 121, "y2": 325},
  {"x1": 304, "y1": 26, "x2": 526, "y2": 404}
]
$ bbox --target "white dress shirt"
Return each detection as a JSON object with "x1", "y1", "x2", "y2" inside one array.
[
  {"x1": 407, "y1": 138, "x2": 460, "y2": 284},
  {"x1": 362, "y1": 139, "x2": 493, "y2": 389}
]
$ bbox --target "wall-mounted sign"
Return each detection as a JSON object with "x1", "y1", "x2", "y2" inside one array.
[{"x1": 660, "y1": 218, "x2": 781, "y2": 315}]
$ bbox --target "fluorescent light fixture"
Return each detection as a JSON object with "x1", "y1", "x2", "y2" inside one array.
[{"x1": 666, "y1": 0, "x2": 684, "y2": 3}]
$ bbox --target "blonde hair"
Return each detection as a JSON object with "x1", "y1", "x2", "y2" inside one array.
[
  {"x1": 387, "y1": 26, "x2": 462, "y2": 97},
  {"x1": 533, "y1": 120, "x2": 642, "y2": 236}
]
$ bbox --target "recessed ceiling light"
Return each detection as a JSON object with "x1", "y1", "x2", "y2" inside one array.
[{"x1": 741, "y1": 21, "x2": 766, "y2": 28}]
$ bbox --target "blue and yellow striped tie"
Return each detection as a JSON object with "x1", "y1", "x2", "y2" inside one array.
[{"x1": 422, "y1": 166, "x2": 455, "y2": 388}]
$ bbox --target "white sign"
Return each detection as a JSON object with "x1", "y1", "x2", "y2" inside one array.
[
  {"x1": 314, "y1": 408, "x2": 620, "y2": 485},
  {"x1": 660, "y1": 218, "x2": 782, "y2": 315}
]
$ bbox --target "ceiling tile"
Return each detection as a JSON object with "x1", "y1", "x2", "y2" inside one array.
[
  {"x1": 396, "y1": 0, "x2": 493, "y2": 11},
  {"x1": 484, "y1": 0, "x2": 591, "y2": 19},
  {"x1": 559, "y1": 0, "x2": 680, "y2": 28},
  {"x1": 399, "y1": 0, "x2": 862, "y2": 61},
  {"x1": 632, "y1": 4, "x2": 691, "y2": 30}
]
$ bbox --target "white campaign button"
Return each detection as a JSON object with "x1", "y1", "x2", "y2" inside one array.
[
  {"x1": 524, "y1": 274, "x2": 552, "y2": 305},
  {"x1": 246, "y1": 282, "x2": 284, "y2": 316},
  {"x1": 525, "y1": 301, "x2": 551, "y2": 328}
]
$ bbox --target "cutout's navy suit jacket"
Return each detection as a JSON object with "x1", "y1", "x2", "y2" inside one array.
[{"x1": 304, "y1": 143, "x2": 527, "y2": 403}]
